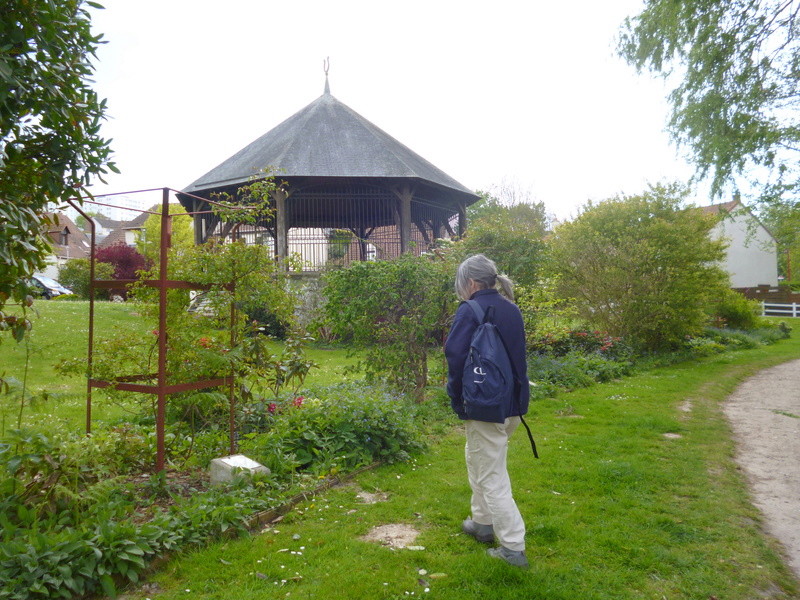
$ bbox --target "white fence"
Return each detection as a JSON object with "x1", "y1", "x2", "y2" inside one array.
[{"x1": 762, "y1": 302, "x2": 800, "y2": 318}]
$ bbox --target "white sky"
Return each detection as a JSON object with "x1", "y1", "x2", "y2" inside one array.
[{"x1": 86, "y1": 0, "x2": 701, "y2": 220}]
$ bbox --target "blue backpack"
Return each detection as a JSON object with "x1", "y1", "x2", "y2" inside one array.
[
  {"x1": 462, "y1": 300, "x2": 539, "y2": 458},
  {"x1": 462, "y1": 301, "x2": 515, "y2": 424}
]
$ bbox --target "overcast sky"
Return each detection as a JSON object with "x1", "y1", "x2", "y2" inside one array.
[{"x1": 86, "y1": 0, "x2": 702, "y2": 220}]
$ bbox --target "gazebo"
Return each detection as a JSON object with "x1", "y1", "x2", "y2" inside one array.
[{"x1": 177, "y1": 78, "x2": 479, "y2": 268}]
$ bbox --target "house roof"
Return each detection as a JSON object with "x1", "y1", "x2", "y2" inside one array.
[
  {"x1": 97, "y1": 229, "x2": 125, "y2": 249},
  {"x1": 43, "y1": 212, "x2": 91, "y2": 259},
  {"x1": 96, "y1": 205, "x2": 157, "y2": 249},
  {"x1": 181, "y1": 87, "x2": 477, "y2": 203},
  {"x1": 699, "y1": 199, "x2": 740, "y2": 215},
  {"x1": 94, "y1": 214, "x2": 126, "y2": 230}
]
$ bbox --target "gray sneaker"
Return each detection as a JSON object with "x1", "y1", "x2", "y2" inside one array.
[
  {"x1": 462, "y1": 518, "x2": 495, "y2": 543},
  {"x1": 487, "y1": 546, "x2": 530, "y2": 568}
]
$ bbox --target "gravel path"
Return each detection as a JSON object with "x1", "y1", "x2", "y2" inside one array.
[{"x1": 723, "y1": 359, "x2": 800, "y2": 579}]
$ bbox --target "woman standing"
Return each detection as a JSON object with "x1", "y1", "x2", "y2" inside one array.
[{"x1": 444, "y1": 254, "x2": 530, "y2": 568}]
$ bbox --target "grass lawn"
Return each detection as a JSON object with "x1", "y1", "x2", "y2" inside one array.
[
  {"x1": 137, "y1": 328, "x2": 800, "y2": 600},
  {"x1": 1, "y1": 301, "x2": 144, "y2": 434},
  {"x1": 0, "y1": 301, "x2": 356, "y2": 436},
  {"x1": 4, "y1": 303, "x2": 800, "y2": 598}
]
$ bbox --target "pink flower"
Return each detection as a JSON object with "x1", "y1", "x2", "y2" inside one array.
[
  {"x1": 267, "y1": 403, "x2": 277, "y2": 414},
  {"x1": 293, "y1": 396, "x2": 304, "y2": 407}
]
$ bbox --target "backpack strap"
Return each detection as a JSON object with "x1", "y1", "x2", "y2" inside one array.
[
  {"x1": 465, "y1": 299, "x2": 485, "y2": 324},
  {"x1": 463, "y1": 301, "x2": 539, "y2": 459},
  {"x1": 518, "y1": 409, "x2": 539, "y2": 458}
]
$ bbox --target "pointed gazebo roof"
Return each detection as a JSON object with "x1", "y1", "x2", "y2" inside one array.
[{"x1": 182, "y1": 86, "x2": 477, "y2": 204}]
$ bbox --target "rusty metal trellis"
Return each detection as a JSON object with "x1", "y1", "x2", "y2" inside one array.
[{"x1": 68, "y1": 187, "x2": 246, "y2": 472}]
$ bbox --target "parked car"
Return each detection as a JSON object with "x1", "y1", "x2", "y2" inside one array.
[{"x1": 30, "y1": 275, "x2": 73, "y2": 299}]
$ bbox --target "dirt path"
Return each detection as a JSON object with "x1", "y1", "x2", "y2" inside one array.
[{"x1": 723, "y1": 359, "x2": 800, "y2": 579}]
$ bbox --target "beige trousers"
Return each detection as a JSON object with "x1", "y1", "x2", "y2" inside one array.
[{"x1": 465, "y1": 417, "x2": 526, "y2": 551}]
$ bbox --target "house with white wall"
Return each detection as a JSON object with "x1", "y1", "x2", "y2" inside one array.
[
  {"x1": 701, "y1": 199, "x2": 778, "y2": 288},
  {"x1": 97, "y1": 209, "x2": 152, "y2": 249}
]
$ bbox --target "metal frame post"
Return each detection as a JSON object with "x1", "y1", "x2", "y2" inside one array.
[
  {"x1": 66, "y1": 199, "x2": 96, "y2": 435},
  {"x1": 156, "y1": 188, "x2": 171, "y2": 471}
]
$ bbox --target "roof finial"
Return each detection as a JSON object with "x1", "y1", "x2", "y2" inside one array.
[{"x1": 323, "y1": 57, "x2": 330, "y2": 94}]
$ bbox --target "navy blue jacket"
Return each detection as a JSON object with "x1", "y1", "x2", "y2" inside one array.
[{"x1": 444, "y1": 288, "x2": 530, "y2": 420}]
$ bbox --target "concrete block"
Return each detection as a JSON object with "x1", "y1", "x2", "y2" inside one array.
[{"x1": 209, "y1": 454, "x2": 270, "y2": 485}]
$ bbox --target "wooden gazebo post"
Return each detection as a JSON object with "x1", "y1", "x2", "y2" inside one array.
[
  {"x1": 458, "y1": 202, "x2": 467, "y2": 237},
  {"x1": 395, "y1": 184, "x2": 413, "y2": 253},
  {"x1": 274, "y1": 188, "x2": 289, "y2": 260}
]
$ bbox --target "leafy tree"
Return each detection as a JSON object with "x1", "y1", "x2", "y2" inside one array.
[
  {"x1": 618, "y1": 0, "x2": 800, "y2": 205},
  {"x1": 57, "y1": 258, "x2": 114, "y2": 300},
  {"x1": 461, "y1": 191, "x2": 548, "y2": 286},
  {"x1": 761, "y1": 201, "x2": 800, "y2": 284},
  {"x1": 0, "y1": 0, "x2": 116, "y2": 316},
  {"x1": 320, "y1": 253, "x2": 455, "y2": 400},
  {"x1": 95, "y1": 243, "x2": 147, "y2": 281},
  {"x1": 136, "y1": 203, "x2": 195, "y2": 264},
  {"x1": 548, "y1": 183, "x2": 729, "y2": 350},
  {"x1": 94, "y1": 243, "x2": 146, "y2": 299},
  {"x1": 75, "y1": 211, "x2": 102, "y2": 232}
]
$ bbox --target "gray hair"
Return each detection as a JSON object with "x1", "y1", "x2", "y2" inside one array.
[{"x1": 455, "y1": 254, "x2": 515, "y2": 301}]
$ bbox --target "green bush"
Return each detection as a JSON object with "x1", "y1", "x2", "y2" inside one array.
[
  {"x1": 548, "y1": 183, "x2": 730, "y2": 350},
  {"x1": 240, "y1": 383, "x2": 427, "y2": 477},
  {"x1": 319, "y1": 254, "x2": 454, "y2": 400},
  {"x1": 57, "y1": 259, "x2": 114, "y2": 300},
  {"x1": 684, "y1": 336, "x2": 728, "y2": 356},
  {"x1": 527, "y1": 351, "x2": 633, "y2": 392},
  {"x1": 709, "y1": 289, "x2": 761, "y2": 329},
  {"x1": 459, "y1": 193, "x2": 548, "y2": 287},
  {"x1": 703, "y1": 325, "x2": 791, "y2": 348},
  {"x1": 515, "y1": 278, "x2": 579, "y2": 351}
]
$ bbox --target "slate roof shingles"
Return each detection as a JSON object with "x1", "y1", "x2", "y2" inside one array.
[{"x1": 182, "y1": 91, "x2": 476, "y2": 201}]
